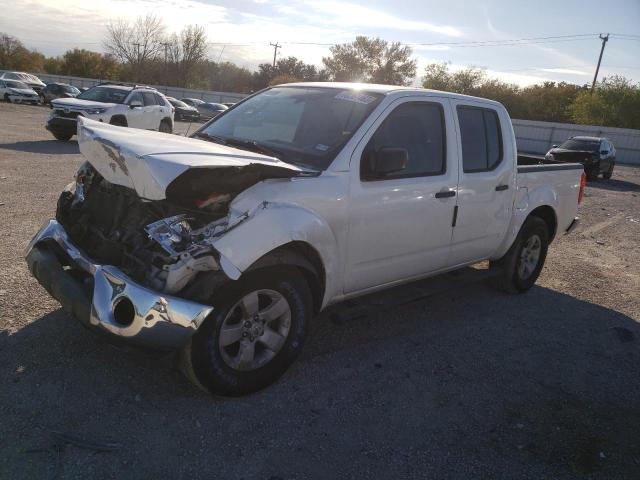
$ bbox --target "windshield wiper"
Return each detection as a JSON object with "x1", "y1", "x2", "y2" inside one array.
[
  {"x1": 193, "y1": 132, "x2": 228, "y2": 145},
  {"x1": 223, "y1": 138, "x2": 284, "y2": 160}
]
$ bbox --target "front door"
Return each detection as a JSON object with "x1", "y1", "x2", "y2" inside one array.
[
  {"x1": 345, "y1": 97, "x2": 459, "y2": 293},
  {"x1": 125, "y1": 92, "x2": 146, "y2": 128}
]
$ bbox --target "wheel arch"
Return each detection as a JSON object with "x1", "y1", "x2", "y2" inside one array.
[
  {"x1": 246, "y1": 241, "x2": 326, "y2": 315},
  {"x1": 109, "y1": 114, "x2": 128, "y2": 127},
  {"x1": 528, "y1": 205, "x2": 557, "y2": 242}
]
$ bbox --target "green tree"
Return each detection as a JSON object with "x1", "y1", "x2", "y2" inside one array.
[
  {"x1": 323, "y1": 36, "x2": 416, "y2": 85},
  {"x1": 0, "y1": 33, "x2": 44, "y2": 71},
  {"x1": 58, "y1": 49, "x2": 120, "y2": 79},
  {"x1": 568, "y1": 76, "x2": 640, "y2": 128},
  {"x1": 252, "y1": 56, "x2": 327, "y2": 90}
]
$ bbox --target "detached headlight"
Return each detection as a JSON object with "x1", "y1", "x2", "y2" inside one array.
[{"x1": 86, "y1": 107, "x2": 107, "y2": 114}]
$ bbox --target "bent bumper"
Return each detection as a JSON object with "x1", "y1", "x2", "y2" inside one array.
[{"x1": 25, "y1": 220, "x2": 214, "y2": 350}]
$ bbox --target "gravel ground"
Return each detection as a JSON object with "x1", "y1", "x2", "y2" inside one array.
[{"x1": 1, "y1": 102, "x2": 639, "y2": 480}]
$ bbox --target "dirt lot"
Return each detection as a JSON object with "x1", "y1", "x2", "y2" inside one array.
[{"x1": 1, "y1": 102, "x2": 639, "y2": 479}]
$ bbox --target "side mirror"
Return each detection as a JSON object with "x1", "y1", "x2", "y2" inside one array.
[
  {"x1": 552, "y1": 144, "x2": 559, "y2": 148},
  {"x1": 129, "y1": 100, "x2": 142, "y2": 109},
  {"x1": 363, "y1": 147, "x2": 408, "y2": 179},
  {"x1": 600, "y1": 150, "x2": 609, "y2": 155}
]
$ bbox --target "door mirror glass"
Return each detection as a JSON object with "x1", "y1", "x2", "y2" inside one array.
[
  {"x1": 129, "y1": 99, "x2": 143, "y2": 108},
  {"x1": 365, "y1": 147, "x2": 408, "y2": 178}
]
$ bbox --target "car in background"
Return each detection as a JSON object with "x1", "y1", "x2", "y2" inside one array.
[
  {"x1": 0, "y1": 79, "x2": 40, "y2": 104},
  {"x1": 47, "y1": 82, "x2": 174, "y2": 141},
  {"x1": 41, "y1": 82, "x2": 80, "y2": 104},
  {"x1": 166, "y1": 96, "x2": 199, "y2": 121},
  {"x1": 180, "y1": 98, "x2": 227, "y2": 119},
  {"x1": 198, "y1": 102, "x2": 228, "y2": 120},
  {"x1": 545, "y1": 136, "x2": 616, "y2": 180},
  {"x1": 0, "y1": 71, "x2": 46, "y2": 97}
]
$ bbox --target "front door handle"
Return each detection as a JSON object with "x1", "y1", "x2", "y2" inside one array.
[
  {"x1": 435, "y1": 190, "x2": 456, "y2": 199},
  {"x1": 495, "y1": 184, "x2": 509, "y2": 192}
]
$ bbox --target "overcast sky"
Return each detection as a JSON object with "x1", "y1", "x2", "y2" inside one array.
[{"x1": 1, "y1": 0, "x2": 639, "y2": 86}]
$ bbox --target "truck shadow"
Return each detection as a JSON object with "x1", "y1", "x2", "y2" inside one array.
[
  {"x1": 0, "y1": 140, "x2": 79, "y2": 155},
  {"x1": 588, "y1": 177, "x2": 640, "y2": 193},
  {"x1": 2, "y1": 280, "x2": 640, "y2": 478}
]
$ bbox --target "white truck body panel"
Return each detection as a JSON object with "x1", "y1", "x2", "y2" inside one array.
[{"x1": 70, "y1": 84, "x2": 583, "y2": 309}]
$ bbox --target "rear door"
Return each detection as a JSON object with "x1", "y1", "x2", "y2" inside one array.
[
  {"x1": 448, "y1": 101, "x2": 515, "y2": 265},
  {"x1": 345, "y1": 96, "x2": 459, "y2": 293},
  {"x1": 142, "y1": 91, "x2": 161, "y2": 129}
]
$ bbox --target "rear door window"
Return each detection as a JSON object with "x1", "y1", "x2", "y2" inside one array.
[
  {"x1": 142, "y1": 92, "x2": 158, "y2": 106},
  {"x1": 457, "y1": 106, "x2": 503, "y2": 172}
]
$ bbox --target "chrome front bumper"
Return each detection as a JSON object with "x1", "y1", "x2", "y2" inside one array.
[{"x1": 25, "y1": 220, "x2": 214, "y2": 350}]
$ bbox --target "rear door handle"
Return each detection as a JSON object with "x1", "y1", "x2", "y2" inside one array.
[
  {"x1": 495, "y1": 184, "x2": 509, "y2": 192},
  {"x1": 435, "y1": 190, "x2": 456, "y2": 199}
]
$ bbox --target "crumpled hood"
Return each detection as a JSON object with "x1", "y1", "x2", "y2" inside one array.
[
  {"x1": 52, "y1": 97, "x2": 118, "y2": 111},
  {"x1": 77, "y1": 117, "x2": 304, "y2": 202}
]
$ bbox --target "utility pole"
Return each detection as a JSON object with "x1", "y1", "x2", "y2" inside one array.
[
  {"x1": 591, "y1": 33, "x2": 609, "y2": 93},
  {"x1": 160, "y1": 41, "x2": 171, "y2": 83},
  {"x1": 270, "y1": 42, "x2": 281, "y2": 67}
]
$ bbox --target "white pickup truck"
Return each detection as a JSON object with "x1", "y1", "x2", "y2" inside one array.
[{"x1": 26, "y1": 83, "x2": 585, "y2": 396}]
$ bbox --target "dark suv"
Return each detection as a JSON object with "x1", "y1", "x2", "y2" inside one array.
[
  {"x1": 42, "y1": 83, "x2": 80, "y2": 104},
  {"x1": 545, "y1": 136, "x2": 616, "y2": 180}
]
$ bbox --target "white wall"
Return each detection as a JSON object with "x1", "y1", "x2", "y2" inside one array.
[{"x1": 513, "y1": 118, "x2": 640, "y2": 165}]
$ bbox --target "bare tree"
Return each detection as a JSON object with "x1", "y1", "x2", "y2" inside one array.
[
  {"x1": 105, "y1": 14, "x2": 165, "y2": 79},
  {"x1": 166, "y1": 25, "x2": 207, "y2": 87}
]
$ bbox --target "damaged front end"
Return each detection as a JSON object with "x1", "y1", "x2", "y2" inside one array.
[
  {"x1": 55, "y1": 163, "x2": 231, "y2": 299},
  {"x1": 26, "y1": 118, "x2": 307, "y2": 349}
]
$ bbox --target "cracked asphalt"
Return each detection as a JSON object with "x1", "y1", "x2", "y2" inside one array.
[{"x1": 1, "y1": 102, "x2": 639, "y2": 479}]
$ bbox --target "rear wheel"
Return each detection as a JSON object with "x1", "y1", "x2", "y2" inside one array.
[
  {"x1": 4, "y1": 93, "x2": 10, "y2": 103},
  {"x1": 159, "y1": 119, "x2": 172, "y2": 134},
  {"x1": 181, "y1": 267, "x2": 311, "y2": 396},
  {"x1": 491, "y1": 216, "x2": 549, "y2": 293}
]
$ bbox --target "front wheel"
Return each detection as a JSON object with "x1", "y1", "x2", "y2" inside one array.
[
  {"x1": 603, "y1": 162, "x2": 615, "y2": 179},
  {"x1": 52, "y1": 132, "x2": 72, "y2": 141},
  {"x1": 181, "y1": 267, "x2": 312, "y2": 396},
  {"x1": 491, "y1": 216, "x2": 549, "y2": 293},
  {"x1": 4, "y1": 93, "x2": 11, "y2": 103}
]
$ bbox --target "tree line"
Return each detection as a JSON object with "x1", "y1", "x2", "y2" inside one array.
[{"x1": 1, "y1": 16, "x2": 638, "y2": 129}]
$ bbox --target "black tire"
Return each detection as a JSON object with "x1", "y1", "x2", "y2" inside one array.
[
  {"x1": 159, "y1": 119, "x2": 172, "y2": 134},
  {"x1": 109, "y1": 117, "x2": 127, "y2": 127},
  {"x1": 4, "y1": 93, "x2": 10, "y2": 103},
  {"x1": 491, "y1": 216, "x2": 549, "y2": 294},
  {"x1": 603, "y1": 162, "x2": 614, "y2": 180},
  {"x1": 52, "y1": 132, "x2": 72, "y2": 141},
  {"x1": 586, "y1": 165, "x2": 599, "y2": 181},
  {"x1": 181, "y1": 267, "x2": 312, "y2": 396}
]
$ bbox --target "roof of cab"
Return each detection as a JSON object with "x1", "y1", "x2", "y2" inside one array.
[{"x1": 280, "y1": 81, "x2": 504, "y2": 106}]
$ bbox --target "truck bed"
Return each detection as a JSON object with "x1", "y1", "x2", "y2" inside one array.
[{"x1": 517, "y1": 153, "x2": 585, "y2": 173}]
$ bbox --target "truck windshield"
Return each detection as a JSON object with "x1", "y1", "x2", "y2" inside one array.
[
  {"x1": 77, "y1": 86, "x2": 128, "y2": 104},
  {"x1": 559, "y1": 139, "x2": 600, "y2": 151},
  {"x1": 197, "y1": 86, "x2": 383, "y2": 170}
]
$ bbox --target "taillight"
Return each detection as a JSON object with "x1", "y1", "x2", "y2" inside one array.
[{"x1": 578, "y1": 172, "x2": 586, "y2": 204}]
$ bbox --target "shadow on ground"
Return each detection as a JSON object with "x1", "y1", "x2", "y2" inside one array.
[
  {"x1": 588, "y1": 176, "x2": 640, "y2": 193},
  {"x1": 1, "y1": 280, "x2": 640, "y2": 479},
  {"x1": 0, "y1": 140, "x2": 79, "y2": 155}
]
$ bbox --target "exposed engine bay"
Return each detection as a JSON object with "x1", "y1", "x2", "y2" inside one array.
[{"x1": 56, "y1": 162, "x2": 232, "y2": 299}]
